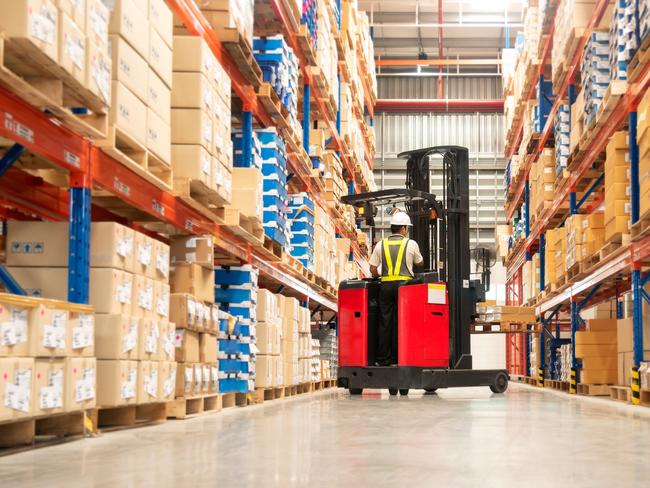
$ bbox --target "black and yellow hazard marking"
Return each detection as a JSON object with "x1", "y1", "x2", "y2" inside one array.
[
  {"x1": 631, "y1": 367, "x2": 641, "y2": 405},
  {"x1": 570, "y1": 368, "x2": 578, "y2": 394},
  {"x1": 537, "y1": 368, "x2": 544, "y2": 387}
]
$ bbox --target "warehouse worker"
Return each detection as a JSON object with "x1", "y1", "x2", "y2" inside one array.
[{"x1": 368, "y1": 211, "x2": 424, "y2": 366}]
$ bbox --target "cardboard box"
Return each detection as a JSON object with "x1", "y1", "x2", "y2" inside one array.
[
  {"x1": 148, "y1": 0, "x2": 172, "y2": 47},
  {"x1": 90, "y1": 222, "x2": 135, "y2": 271},
  {"x1": 255, "y1": 355, "x2": 274, "y2": 388},
  {"x1": 605, "y1": 216, "x2": 630, "y2": 240},
  {"x1": 136, "y1": 360, "x2": 159, "y2": 403},
  {"x1": 154, "y1": 281, "x2": 170, "y2": 320},
  {"x1": 86, "y1": 0, "x2": 109, "y2": 47},
  {"x1": 67, "y1": 311, "x2": 94, "y2": 357},
  {"x1": 0, "y1": 357, "x2": 35, "y2": 421},
  {"x1": 256, "y1": 289, "x2": 278, "y2": 323},
  {"x1": 96, "y1": 359, "x2": 137, "y2": 406},
  {"x1": 64, "y1": 357, "x2": 96, "y2": 411},
  {"x1": 85, "y1": 39, "x2": 111, "y2": 105},
  {"x1": 169, "y1": 294, "x2": 199, "y2": 329},
  {"x1": 138, "y1": 318, "x2": 161, "y2": 361},
  {"x1": 227, "y1": 168, "x2": 262, "y2": 220},
  {"x1": 108, "y1": 0, "x2": 149, "y2": 58},
  {"x1": 33, "y1": 358, "x2": 65, "y2": 415},
  {"x1": 158, "y1": 361, "x2": 176, "y2": 400},
  {"x1": 0, "y1": 300, "x2": 32, "y2": 357},
  {"x1": 148, "y1": 68, "x2": 171, "y2": 123},
  {"x1": 90, "y1": 268, "x2": 133, "y2": 315},
  {"x1": 5, "y1": 267, "x2": 68, "y2": 300},
  {"x1": 618, "y1": 351, "x2": 633, "y2": 386},
  {"x1": 581, "y1": 356, "x2": 617, "y2": 370},
  {"x1": 256, "y1": 323, "x2": 274, "y2": 355},
  {"x1": 172, "y1": 35, "x2": 214, "y2": 75},
  {"x1": 580, "y1": 369, "x2": 617, "y2": 385},
  {"x1": 110, "y1": 80, "x2": 147, "y2": 145},
  {"x1": 170, "y1": 263, "x2": 214, "y2": 303},
  {"x1": 175, "y1": 362, "x2": 194, "y2": 397},
  {"x1": 586, "y1": 319, "x2": 617, "y2": 331},
  {"x1": 6, "y1": 221, "x2": 69, "y2": 267},
  {"x1": 109, "y1": 35, "x2": 148, "y2": 103},
  {"x1": 174, "y1": 328, "x2": 199, "y2": 362},
  {"x1": 159, "y1": 321, "x2": 176, "y2": 362},
  {"x1": 171, "y1": 108, "x2": 213, "y2": 150},
  {"x1": 199, "y1": 364, "x2": 210, "y2": 393},
  {"x1": 171, "y1": 145, "x2": 212, "y2": 186},
  {"x1": 575, "y1": 330, "x2": 616, "y2": 347},
  {"x1": 574, "y1": 343, "x2": 617, "y2": 358},
  {"x1": 284, "y1": 296, "x2": 300, "y2": 322},
  {"x1": 133, "y1": 233, "x2": 154, "y2": 277},
  {"x1": 59, "y1": 11, "x2": 86, "y2": 84},
  {"x1": 199, "y1": 333, "x2": 217, "y2": 362},
  {"x1": 29, "y1": 305, "x2": 69, "y2": 357},
  {"x1": 209, "y1": 364, "x2": 218, "y2": 393},
  {"x1": 149, "y1": 26, "x2": 172, "y2": 87},
  {"x1": 95, "y1": 314, "x2": 138, "y2": 360},
  {"x1": 172, "y1": 72, "x2": 213, "y2": 110},
  {"x1": 146, "y1": 108, "x2": 172, "y2": 164},
  {"x1": 133, "y1": 275, "x2": 155, "y2": 318},
  {"x1": 152, "y1": 240, "x2": 170, "y2": 281},
  {"x1": 170, "y1": 235, "x2": 214, "y2": 268},
  {"x1": 0, "y1": 0, "x2": 58, "y2": 63}
]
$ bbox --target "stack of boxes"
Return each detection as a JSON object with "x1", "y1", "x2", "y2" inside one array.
[
  {"x1": 215, "y1": 265, "x2": 258, "y2": 393},
  {"x1": 254, "y1": 289, "x2": 282, "y2": 389},
  {"x1": 580, "y1": 212, "x2": 606, "y2": 262},
  {"x1": 108, "y1": 0, "x2": 173, "y2": 168},
  {"x1": 313, "y1": 205, "x2": 337, "y2": 286},
  {"x1": 298, "y1": 306, "x2": 312, "y2": 383},
  {"x1": 610, "y1": 0, "x2": 638, "y2": 82},
  {"x1": 544, "y1": 228, "x2": 560, "y2": 287},
  {"x1": 281, "y1": 296, "x2": 300, "y2": 386},
  {"x1": 316, "y1": 0, "x2": 338, "y2": 110},
  {"x1": 581, "y1": 31, "x2": 610, "y2": 128},
  {"x1": 554, "y1": 103, "x2": 570, "y2": 175},
  {"x1": 564, "y1": 214, "x2": 585, "y2": 271},
  {"x1": 552, "y1": 227, "x2": 567, "y2": 285},
  {"x1": 638, "y1": 90, "x2": 650, "y2": 217},
  {"x1": 233, "y1": 130, "x2": 262, "y2": 169},
  {"x1": 616, "y1": 316, "x2": 650, "y2": 386},
  {"x1": 604, "y1": 131, "x2": 631, "y2": 241},
  {"x1": 253, "y1": 35, "x2": 301, "y2": 138},
  {"x1": 171, "y1": 35, "x2": 233, "y2": 204},
  {"x1": 0, "y1": 294, "x2": 96, "y2": 422},
  {"x1": 288, "y1": 193, "x2": 316, "y2": 270},
  {"x1": 312, "y1": 328, "x2": 337, "y2": 379},
  {"x1": 258, "y1": 129, "x2": 292, "y2": 249},
  {"x1": 559, "y1": 344, "x2": 572, "y2": 382},
  {"x1": 310, "y1": 338, "x2": 321, "y2": 381},
  {"x1": 198, "y1": 0, "x2": 255, "y2": 46},
  {"x1": 169, "y1": 235, "x2": 217, "y2": 399},
  {"x1": 575, "y1": 319, "x2": 618, "y2": 385},
  {"x1": 530, "y1": 149, "x2": 555, "y2": 218},
  {"x1": 228, "y1": 167, "x2": 264, "y2": 225}
]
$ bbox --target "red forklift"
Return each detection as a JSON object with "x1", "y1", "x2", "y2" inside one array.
[{"x1": 337, "y1": 146, "x2": 509, "y2": 396}]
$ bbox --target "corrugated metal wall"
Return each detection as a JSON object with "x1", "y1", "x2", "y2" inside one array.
[{"x1": 378, "y1": 77, "x2": 503, "y2": 100}]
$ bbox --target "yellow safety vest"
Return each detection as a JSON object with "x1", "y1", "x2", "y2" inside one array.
[{"x1": 381, "y1": 236, "x2": 413, "y2": 282}]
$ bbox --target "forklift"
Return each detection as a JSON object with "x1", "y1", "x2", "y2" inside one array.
[{"x1": 336, "y1": 146, "x2": 509, "y2": 396}]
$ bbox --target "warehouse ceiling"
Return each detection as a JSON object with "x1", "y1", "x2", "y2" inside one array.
[{"x1": 359, "y1": 0, "x2": 523, "y2": 75}]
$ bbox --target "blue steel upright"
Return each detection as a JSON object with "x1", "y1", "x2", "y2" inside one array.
[
  {"x1": 630, "y1": 110, "x2": 643, "y2": 404},
  {"x1": 539, "y1": 233, "x2": 545, "y2": 292},
  {"x1": 241, "y1": 111, "x2": 253, "y2": 167},
  {"x1": 303, "y1": 83, "x2": 310, "y2": 153},
  {"x1": 67, "y1": 186, "x2": 91, "y2": 304}
]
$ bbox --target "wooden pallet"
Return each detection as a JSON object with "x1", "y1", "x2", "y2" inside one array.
[
  {"x1": 552, "y1": 27, "x2": 585, "y2": 93},
  {"x1": 167, "y1": 394, "x2": 222, "y2": 420},
  {"x1": 296, "y1": 24, "x2": 317, "y2": 67},
  {"x1": 599, "y1": 233, "x2": 630, "y2": 261},
  {"x1": 97, "y1": 125, "x2": 173, "y2": 191},
  {"x1": 174, "y1": 177, "x2": 228, "y2": 212},
  {"x1": 90, "y1": 402, "x2": 167, "y2": 432},
  {"x1": 587, "y1": 80, "x2": 628, "y2": 133},
  {"x1": 0, "y1": 410, "x2": 90, "y2": 455},
  {"x1": 579, "y1": 252, "x2": 601, "y2": 275},
  {"x1": 221, "y1": 392, "x2": 248, "y2": 408},
  {"x1": 631, "y1": 207, "x2": 650, "y2": 241},
  {"x1": 214, "y1": 27, "x2": 263, "y2": 89},
  {"x1": 640, "y1": 389, "x2": 650, "y2": 406},
  {"x1": 0, "y1": 36, "x2": 108, "y2": 139},
  {"x1": 628, "y1": 33, "x2": 650, "y2": 82},
  {"x1": 566, "y1": 262, "x2": 582, "y2": 282},
  {"x1": 216, "y1": 207, "x2": 264, "y2": 245},
  {"x1": 609, "y1": 385, "x2": 632, "y2": 403},
  {"x1": 577, "y1": 383, "x2": 611, "y2": 396},
  {"x1": 254, "y1": 235, "x2": 284, "y2": 263}
]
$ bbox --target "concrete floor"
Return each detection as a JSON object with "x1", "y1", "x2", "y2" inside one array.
[{"x1": 1, "y1": 383, "x2": 649, "y2": 488}]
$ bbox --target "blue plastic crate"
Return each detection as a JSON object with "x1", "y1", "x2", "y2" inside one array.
[
  {"x1": 219, "y1": 378, "x2": 248, "y2": 394},
  {"x1": 219, "y1": 359, "x2": 248, "y2": 374},
  {"x1": 220, "y1": 304, "x2": 255, "y2": 320},
  {"x1": 263, "y1": 178, "x2": 288, "y2": 194},
  {"x1": 290, "y1": 219, "x2": 314, "y2": 233},
  {"x1": 215, "y1": 266, "x2": 258, "y2": 285},
  {"x1": 215, "y1": 287, "x2": 257, "y2": 305},
  {"x1": 219, "y1": 339, "x2": 241, "y2": 355},
  {"x1": 263, "y1": 226, "x2": 288, "y2": 247},
  {"x1": 290, "y1": 232, "x2": 314, "y2": 246}
]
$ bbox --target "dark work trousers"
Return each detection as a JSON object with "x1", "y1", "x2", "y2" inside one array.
[{"x1": 377, "y1": 281, "x2": 401, "y2": 365}]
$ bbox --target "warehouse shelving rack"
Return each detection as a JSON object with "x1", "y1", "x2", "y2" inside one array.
[
  {"x1": 0, "y1": 0, "x2": 375, "y2": 316},
  {"x1": 503, "y1": 0, "x2": 650, "y2": 403}
]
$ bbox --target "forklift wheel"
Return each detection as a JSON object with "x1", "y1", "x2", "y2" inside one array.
[
  {"x1": 399, "y1": 389, "x2": 409, "y2": 396},
  {"x1": 489, "y1": 372, "x2": 509, "y2": 394},
  {"x1": 388, "y1": 388, "x2": 398, "y2": 396},
  {"x1": 424, "y1": 388, "x2": 438, "y2": 393},
  {"x1": 349, "y1": 388, "x2": 363, "y2": 395}
]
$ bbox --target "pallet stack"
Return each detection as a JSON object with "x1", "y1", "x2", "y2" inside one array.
[
  {"x1": 554, "y1": 103, "x2": 570, "y2": 175},
  {"x1": 604, "y1": 131, "x2": 631, "y2": 242},
  {"x1": 312, "y1": 328, "x2": 338, "y2": 379},
  {"x1": 254, "y1": 290, "x2": 282, "y2": 389},
  {"x1": 552, "y1": 226, "x2": 567, "y2": 286},
  {"x1": 315, "y1": 0, "x2": 339, "y2": 111},
  {"x1": 313, "y1": 205, "x2": 337, "y2": 288},
  {"x1": 638, "y1": 90, "x2": 650, "y2": 217},
  {"x1": 298, "y1": 306, "x2": 312, "y2": 383},
  {"x1": 564, "y1": 214, "x2": 585, "y2": 273},
  {"x1": 580, "y1": 211, "x2": 606, "y2": 263},
  {"x1": 575, "y1": 319, "x2": 618, "y2": 385},
  {"x1": 199, "y1": 0, "x2": 255, "y2": 46},
  {"x1": 529, "y1": 149, "x2": 555, "y2": 220},
  {"x1": 544, "y1": 228, "x2": 560, "y2": 288},
  {"x1": 610, "y1": 0, "x2": 638, "y2": 82},
  {"x1": 281, "y1": 295, "x2": 300, "y2": 387}
]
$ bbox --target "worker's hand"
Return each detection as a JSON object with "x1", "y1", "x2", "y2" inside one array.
[{"x1": 370, "y1": 265, "x2": 379, "y2": 278}]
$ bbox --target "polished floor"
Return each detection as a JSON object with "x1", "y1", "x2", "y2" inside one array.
[{"x1": 1, "y1": 383, "x2": 649, "y2": 488}]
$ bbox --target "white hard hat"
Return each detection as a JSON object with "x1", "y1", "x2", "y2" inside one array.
[{"x1": 390, "y1": 212, "x2": 412, "y2": 227}]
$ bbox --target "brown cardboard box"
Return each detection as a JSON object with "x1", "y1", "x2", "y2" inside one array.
[
  {"x1": 136, "y1": 360, "x2": 159, "y2": 403},
  {"x1": 169, "y1": 293, "x2": 199, "y2": 329},
  {"x1": 108, "y1": 0, "x2": 149, "y2": 57},
  {"x1": 86, "y1": 0, "x2": 109, "y2": 47},
  {"x1": 170, "y1": 264, "x2": 214, "y2": 303},
  {"x1": 574, "y1": 343, "x2": 617, "y2": 358},
  {"x1": 149, "y1": 26, "x2": 172, "y2": 87},
  {"x1": 284, "y1": 296, "x2": 300, "y2": 322},
  {"x1": 146, "y1": 108, "x2": 172, "y2": 164},
  {"x1": 90, "y1": 268, "x2": 133, "y2": 315},
  {"x1": 67, "y1": 311, "x2": 94, "y2": 357},
  {"x1": 580, "y1": 369, "x2": 617, "y2": 385},
  {"x1": 29, "y1": 305, "x2": 69, "y2": 358},
  {"x1": 0, "y1": 0, "x2": 58, "y2": 63},
  {"x1": 255, "y1": 355, "x2": 274, "y2": 388},
  {"x1": 575, "y1": 330, "x2": 617, "y2": 346},
  {"x1": 109, "y1": 35, "x2": 148, "y2": 103},
  {"x1": 0, "y1": 357, "x2": 35, "y2": 421},
  {"x1": 5, "y1": 267, "x2": 68, "y2": 300},
  {"x1": 148, "y1": 68, "x2": 171, "y2": 123},
  {"x1": 96, "y1": 359, "x2": 137, "y2": 406},
  {"x1": 256, "y1": 289, "x2": 278, "y2": 323},
  {"x1": 152, "y1": 240, "x2": 170, "y2": 281},
  {"x1": 618, "y1": 351, "x2": 633, "y2": 386},
  {"x1": 154, "y1": 281, "x2": 170, "y2": 320},
  {"x1": 174, "y1": 329, "x2": 199, "y2": 362},
  {"x1": 170, "y1": 235, "x2": 214, "y2": 268},
  {"x1": 604, "y1": 183, "x2": 630, "y2": 202},
  {"x1": 199, "y1": 364, "x2": 210, "y2": 393},
  {"x1": 581, "y1": 356, "x2": 617, "y2": 370},
  {"x1": 586, "y1": 319, "x2": 617, "y2": 331},
  {"x1": 199, "y1": 333, "x2": 217, "y2": 363},
  {"x1": 95, "y1": 314, "x2": 138, "y2": 359},
  {"x1": 64, "y1": 357, "x2": 96, "y2": 411},
  {"x1": 6, "y1": 221, "x2": 69, "y2": 267},
  {"x1": 133, "y1": 233, "x2": 154, "y2": 277},
  {"x1": 138, "y1": 318, "x2": 161, "y2": 361},
  {"x1": 617, "y1": 317, "x2": 650, "y2": 352},
  {"x1": 172, "y1": 72, "x2": 213, "y2": 110},
  {"x1": 172, "y1": 35, "x2": 214, "y2": 75},
  {"x1": 605, "y1": 216, "x2": 630, "y2": 240},
  {"x1": 59, "y1": 11, "x2": 86, "y2": 84},
  {"x1": 132, "y1": 275, "x2": 155, "y2": 319},
  {"x1": 158, "y1": 361, "x2": 176, "y2": 400},
  {"x1": 159, "y1": 321, "x2": 176, "y2": 362},
  {"x1": 148, "y1": 0, "x2": 172, "y2": 48},
  {"x1": 90, "y1": 222, "x2": 135, "y2": 271},
  {"x1": 110, "y1": 81, "x2": 147, "y2": 145},
  {"x1": 192, "y1": 363, "x2": 203, "y2": 394},
  {"x1": 57, "y1": 0, "x2": 86, "y2": 29},
  {"x1": 0, "y1": 300, "x2": 32, "y2": 357},
  {"x1": 85, "y1": 39, "x2": 111, "y2": 105},
  {"x1": 209, "y1": 364, "x2": 218, "y2": 393},
  {"x1": 171, "y1": 145, "x2": 212, "y2": 186},
  {"x1": 33, "y1": 358, "x2": 65, "y2": 415},
  {"x1": 227, "y1": 168, "x2": 262, "y2": 220},
  {"x1": 256, "y1": 323, "x2": 274, "y2": 355},
  {"x1": 175, "y1": 362, "x2": 194, "y2": 397},
  {"x1": 171, "y1": 108, "x2": 213, "y2": 150}
]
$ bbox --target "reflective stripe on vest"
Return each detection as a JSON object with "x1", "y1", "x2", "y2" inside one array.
[{"x1": 380, "y1": 236, "x2": 413, "y2": 282}]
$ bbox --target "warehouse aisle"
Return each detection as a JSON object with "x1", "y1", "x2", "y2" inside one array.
[{"x1": 1, "y1": 384, "x2": 648, "y2": 488}]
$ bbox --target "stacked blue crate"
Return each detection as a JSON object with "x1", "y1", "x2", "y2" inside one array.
[
  {"x1": 232, "y1": 130, "x2": 263, "y2": 169},
  {"x1": 288, "y1": 193, "x2": 315, "y2": 270},
  {"x1": 301, "y1": 0, "x2": 318, "y2": 49},
  {"x1": 581, "y1": 32, "x2": 611, "y2": 128},
  {"x1": 215, "y1": 265, "x2": 259, "y2": 393},
  {"x1": 554, "y1": 104, "x2": 570, "y2": 175},
  {"x1": 535, "y1": 79, "x2": 554, "y2": 134},
  {"x1": 253, "y1": 35, "x2": 300, "y2": 134},
  {"x1": 257, "y1": 128, "x2": 292, "y2": 249},
  {"x1": 609, "y1": 0, "x2": 639, "y2": 83}
]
